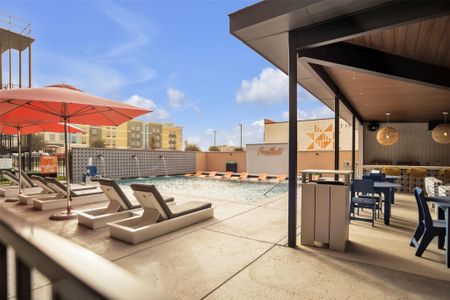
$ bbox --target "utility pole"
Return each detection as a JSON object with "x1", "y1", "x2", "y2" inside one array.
[
  {"x1": 213, "y1": 130, "x2": 217, "y2": 147},
  {"x1": 239, "y1": 123, "x2": 243, "y2": 149}
]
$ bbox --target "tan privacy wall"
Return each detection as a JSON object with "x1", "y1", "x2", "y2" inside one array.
[
  {"x1": 196, "y1": 150, "x2": 358, "y2": 174},
  {"x1": 195, "y1": 151, "x2": 246, "y2": 173}
]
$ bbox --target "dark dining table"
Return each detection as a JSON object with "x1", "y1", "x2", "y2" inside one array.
[
  {"x1": 385, "y1": 175, "x2": 401, "y2": 183},
  {"x1": 384, "y1": 176, "x2": 401, "y2": 203},
  {"x1": 427, "y1": 196, "x2": 450, "y2": 268},
  {"x1": 373, "y1": 181, "x2": 402, "y2": 225}
]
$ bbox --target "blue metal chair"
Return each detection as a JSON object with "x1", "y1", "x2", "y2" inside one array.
[
  {"x1": 412, "y1": 188, "x2": 446, "y2": 257},
  {"x1": 363, "y1": 173, "x2": 385, "y2": 182},
  {"x1": 361, "y1": 175, "x2": 383, "y2": 216},
  {"x1": 350, "y1": 179, "x2": 379, "y2": 227}
]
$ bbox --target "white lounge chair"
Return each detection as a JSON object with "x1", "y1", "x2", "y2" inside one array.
[
  {"x1": 108, "y1": 183, "x2": 213, "y2": 244},
  {"x1": 32, "y1": 177, "x2": 105, "y2": 211},
  {"x1": 18, "y1": 175, "x2": 97, "y2": 205},
  {"x1": 0, "y1": 170, "x2": 42, "y2": 197},
  {"x1": 77, "y1": 179, "x2": 174, "y2": 229}
]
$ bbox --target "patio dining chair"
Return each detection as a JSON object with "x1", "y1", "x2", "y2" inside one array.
[
  {"x1": 363, "y1": 173, "x2": 385, "y2": 182},
  {"x1": 350, "y1": 179, "x2": 379, "y2": 227},
  {"x1": 411, "y1": 187, "x2": 446, "y2": 257}
]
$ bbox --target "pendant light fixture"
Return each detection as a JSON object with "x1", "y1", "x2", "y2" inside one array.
[
  {"x1": 432, "y1": 112, "x2": 450, "y2": 144},
  {"x1": 376, "y1": 113, "x2": 399, "y2": 146}
]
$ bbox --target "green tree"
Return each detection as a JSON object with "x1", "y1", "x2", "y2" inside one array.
[
  {"x1": 30, "y1": 134, "x2": 45, "y2": 152},
  {"x1": 184, "y1": 140, "x2": 201, "y2": 151},
  {"x1": 91, "y1": 139, "x2": 106, "y2": 148},
  {"x1": 234, "y1": 147, "x2": 244, "y2": 151},
  {"x1": 208, "y1": 146, "x2": 220, "y2": 151}
]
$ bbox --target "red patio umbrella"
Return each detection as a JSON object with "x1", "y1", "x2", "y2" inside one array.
[
  {"x1": 0, "y1": 122, "x2": 83, "y2": 200},
  {"x1": 0, "y1": 84, "x2": 151, "y2": 220}
]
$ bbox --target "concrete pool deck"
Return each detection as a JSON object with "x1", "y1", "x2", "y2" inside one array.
[{"x1": 2, "y1": 190, "x2": 450, "y2": 299}]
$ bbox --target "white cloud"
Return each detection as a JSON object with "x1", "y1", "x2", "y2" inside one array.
[
  {"x1": 282, "y1": 106, "x2": 334, "y2": 120},
  {"x1": 167, "y1": 88, "x2": 186, "y2": 108},
  {"x1": 236, "y1": 67, "x2": 320, "y2": 105},
  {"x1": 236, "y1": 68, "x2": 288, "y2": 104},
  {"x1": 125, "y1": 95, "x2": 170, "y2": 121}
]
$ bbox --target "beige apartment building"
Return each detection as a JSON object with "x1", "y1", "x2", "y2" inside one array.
[
  {"x1": 42, "y1": 120, "x2": 182, "y2": 151},
  {"x1": 145, "y1": 122, "x2": 183, "y2": 151}
]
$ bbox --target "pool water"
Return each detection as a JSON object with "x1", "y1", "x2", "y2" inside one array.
[{"x1": 117, "y1": 176, "x2": 288, "y2": 203}]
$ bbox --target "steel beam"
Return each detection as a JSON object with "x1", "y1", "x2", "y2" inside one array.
[
  {"x1": 288, "y1": 31, "x2": 297, "y2": 248},
  {"x1": 351, "y1": 115, "x2": 356, "y2": 180},
  {"x1": 294, "y1": 0, "x2": 450, "y2": 50},
  {"x1": 334, "y1": 94, "x2": 340, "y2": 178},
  {"x1": 299, "y1": 42, "x2": 450, "y2": 91}
]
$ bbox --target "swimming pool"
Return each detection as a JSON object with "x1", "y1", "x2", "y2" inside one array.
[{"x1": 117, "y1": 176, "x2": 288, "y2": 203}]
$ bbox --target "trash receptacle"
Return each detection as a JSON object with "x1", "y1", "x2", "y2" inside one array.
[
  {"x1": 86, "y1": 165, "x2": 97, "y2": 177},
  {"x1": 226, "y1": 162, "x2": 237, "y2": 173}
]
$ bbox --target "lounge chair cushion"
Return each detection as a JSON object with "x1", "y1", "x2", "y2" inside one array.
[
  {"x1": 131, "y1": 183, "x2": 210, "y2": 220},
  {"x1": 99, "y1": 179, "x2": 136, "y2": 210},
  {"x1": 45, "y1": 177, "x2": 102, "y2": 197},
  {"x1": 170, "y1": 201, "x2": 212, "y2": 218},
  {"x1": 20, "y1": 170, "x2": 36, "y2": 187},
  {"x1": 1, "y1": 170, "x2": 19, "y2": 185}
]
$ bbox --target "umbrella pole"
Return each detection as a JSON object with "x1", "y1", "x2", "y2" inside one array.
[
  {"x1": 64, "y1": 118, "x2": 71, "y2": 213},
  {"x1": 50, "y1": 114, "x2": 77, "y2": 220},
  {"x1": 5, "y1": 127, "x2": 23, "y2": 202},
  {"x1": 18, "y1": 128, "x2": 22, "y2": 194},
  {"x1": 18, "y1": 127, "x2": 22, "y2": 194}
]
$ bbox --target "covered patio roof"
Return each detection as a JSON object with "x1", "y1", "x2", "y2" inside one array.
[
  {"x1": 230, "y1": 0, "x2": 450, "y2": 249},
  {"x1": 229, "y1": 0, "x2": 450, "y2": 122}
]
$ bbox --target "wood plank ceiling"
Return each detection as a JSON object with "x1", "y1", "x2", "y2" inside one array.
[
  {"x1": 348, "y1": 15, "x2": 450, "y2": 68},
  {"x1": 327, "y1": 15, "x2": 450, "y2": 122},
  {"x1": 326, "y1": 67, "x2": 450, "y2": 122}
]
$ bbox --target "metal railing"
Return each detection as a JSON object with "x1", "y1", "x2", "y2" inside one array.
[
  {"x1": 0, "y1": 12, "x2": 32, "y2": 36},
  {"x1": 0, "y1": 207, "x2": 162, "y2": 299}
]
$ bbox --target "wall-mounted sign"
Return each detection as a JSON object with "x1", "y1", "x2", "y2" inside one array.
[
  {"x1": 247, "y1": 143, "x2": 288, "y2": 174},
  {"x1": 40, "y1": 156, "x2": 58, "y2": 174},
  {"x1": 0, "y1": 158, "x2": 12, "y2": 170},
  {"x1": 257, "y1": 146, "x2": 283, "y2": 156}
]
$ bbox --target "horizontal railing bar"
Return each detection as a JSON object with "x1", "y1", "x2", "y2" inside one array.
[{"x1": 0, "y1": 207, "x2": 162, "y2": 299}]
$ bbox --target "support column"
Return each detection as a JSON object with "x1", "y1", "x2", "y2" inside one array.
[
  {"x1": 288, "y1": 32, "x2": 298, "y2": 248},
  {"x1": 19, "y1": 50, "x2": 22, "y2": 88},
  {"x1": 351, "y1": 115, "x2": 356, "y2": 179},
  {"x1": 334, "y1": 93, "x2": 340, "y2": 179},
  {"x1": 8, "y1": 48, "x2": 12, "y2": 89},
  {"x1": 0, "y1": 48, "x2": 3, "y2": 89},
  {"x1": 28, "y1": 45, "x2": 32, "y2": 88}
]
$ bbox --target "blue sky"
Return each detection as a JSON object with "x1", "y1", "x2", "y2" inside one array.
[{"x1": 1, "y1": 0, "x2": 332, "y2": 149}]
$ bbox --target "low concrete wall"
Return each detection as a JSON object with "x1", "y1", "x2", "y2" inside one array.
[
  {"x1": 195, "y1": 148, "x2": 359, "y2": 175},
  {"x1": 72, "y1": 148, "x2": 196, "y2": 181},
  {"x1": 196, "y1": 151, "x2": 246, "y2": 173}
]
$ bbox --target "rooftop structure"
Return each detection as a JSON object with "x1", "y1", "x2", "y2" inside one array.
[{"x1": 230, "y1": 0, "x2": 450, "y2": 249}]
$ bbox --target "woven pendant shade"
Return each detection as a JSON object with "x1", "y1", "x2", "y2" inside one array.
[
  {"x1": 432, "y1": 123, "x2": 450, "y2": 144},
  {"x1": 376, "y1": 126, "x2": 399, "y2": 146}
]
